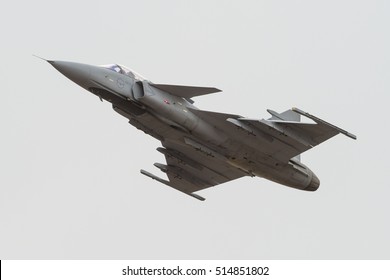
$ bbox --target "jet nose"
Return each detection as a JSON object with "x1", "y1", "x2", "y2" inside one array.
[{"x1": 49, "y1": 61, "x2": 92, "y2": 89}]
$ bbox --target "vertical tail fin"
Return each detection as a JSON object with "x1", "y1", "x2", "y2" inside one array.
[
  {"x1": 267, "y1": 109, "x2": 301, "y2": 122},
  {"x1": 267, "y1": 109, "x2": 301, "y2": 161}
]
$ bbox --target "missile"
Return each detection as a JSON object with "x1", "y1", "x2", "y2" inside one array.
[{"x1": 140, "y1": 169, "x2": 205, "y2": 201}]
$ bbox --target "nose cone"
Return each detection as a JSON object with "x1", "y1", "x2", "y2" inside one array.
[
  {"x1": 49, "y1": 61, "x2": 92, "y2": 89},
  {"x1": 306, "y1": 173, "x2": 320, "y2": 191}
]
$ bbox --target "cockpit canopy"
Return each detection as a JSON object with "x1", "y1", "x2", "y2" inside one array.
[{"x1": 100, "y1": 64, "x2": 145, "y2": 81}]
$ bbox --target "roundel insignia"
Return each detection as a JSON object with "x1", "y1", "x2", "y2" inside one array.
[{"x1": 117, "y1": 78, "x2": 125, "y2": 88}]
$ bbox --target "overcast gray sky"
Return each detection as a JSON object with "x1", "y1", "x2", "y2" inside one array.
[{"x1": 1, "y1": 0, "x2": 389, "y2": 259}]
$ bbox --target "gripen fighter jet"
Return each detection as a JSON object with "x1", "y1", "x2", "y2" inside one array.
[{"x1": 46, "y1": 59, "x2": 356, "y2": 201}]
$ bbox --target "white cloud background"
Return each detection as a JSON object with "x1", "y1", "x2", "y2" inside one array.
[{"x1": 0, "y1": 0, "x2": 388, "y2": 259}]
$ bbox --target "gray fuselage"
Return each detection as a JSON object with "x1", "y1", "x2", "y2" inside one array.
[{"x1": 49, "y1": 60, "x2": 320, "y2": 192}]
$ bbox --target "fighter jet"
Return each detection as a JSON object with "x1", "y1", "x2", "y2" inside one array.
[{"x1": 46, "y1": 59, "x2": 356, "y2": 201}]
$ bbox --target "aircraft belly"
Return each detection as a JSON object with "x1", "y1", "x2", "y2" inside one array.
[{"x1": 128, "y1": 109, "x2": 318, "y2": 192}]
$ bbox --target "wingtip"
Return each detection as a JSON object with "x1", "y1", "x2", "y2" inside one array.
[
  {"x1": 292, "y1": 107, "x2": 357, "y2": 140},
  {"x1": 346, "y1": 132, "x2": 357, "y2": 140},
  {"x1": 189, "y1": 193, "x2": 206, "y2": 201}
]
